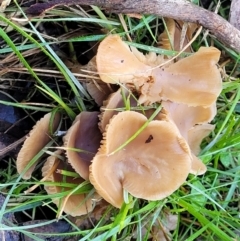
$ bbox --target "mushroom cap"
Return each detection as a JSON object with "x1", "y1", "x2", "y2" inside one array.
[
  {"x1": 161, "y1": 101, "x2": 216, "y2": 175},
  {"x1": 17, "y1": 112, "x2": 61, "y2": 180},
  {"x1": 188, "y1": 123, "x2": 215, "y2": 155},
  {"x1": 99, "y1": 87, "x2": 164, "y2": 132},
  {"x1": 84, "y1": 56, "x2": 115, "y2": 106},
  {"x1": 42, "y1": 150, "x2": 94, "y2": 217},
  {"x1": 158, "y1": 18, "x2": 176, "y2": 50},
  {"x1": 90, "y1": 111, "x2": 192, "y2": 208},
  {"x1": 190, "y1": 154, "x2": 207, "y2": 175},
  {"x1": 162, "y1": 101, "x2": 216, "y2": 139},
  {"x1": 158, "y1": 18, "x2": 198, "y2": 52},
  {"x1": 63, "y1": 111, "x2": 102, "y2": 180},
  {"x1": 188, "y1": 124, "x2": 214, "y2": 175},
  {"x1": 99, "y1": 88, "x2": 138, "y2": 132},
  {"x1": 96, "y1": 35, "x2": 151, "y2": 85},
  {"x1": 86, "y1": 81, "x2": 114, "y2": 106},
  {"x1": 139, "y1": 47, "x2": 222, "y2": 106}
]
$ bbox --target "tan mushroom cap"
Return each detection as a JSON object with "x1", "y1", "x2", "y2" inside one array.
[
  {"x1": 86, "y1": 81, "x2": 114, "y2": 106},
  {"x1": 158, "y1": 18, "x2": 198, "y2": 52},
  {"x1": 188, "y1": 123, "x2": 215, "y2": 155},
  {"x1": 85, "y1": 56, "x2": 114, "y2": 106},
  {"x1": 17, "y1": 112, "x2": 61, "y2": 180},
  {"x1": 162, "y1": 101, "x2": 216, "y2": 175},
  {"x1": 90, "y1": 111, "x2": 192, "y2": 208},
  {"x1": 162, "y1": 101, "x2": 216, "y2": 139},
  {"x1": 188, "y1": 124, "x2": 214, "y2": 175},
  {"x1": 99, "y1": 87, "x2": 164, "y2": 132},
  {"x1": 42, "y1": 150, "x2": 94, "y2": 217},
  {"x1": 139, "y1": 47, "x2": 222, "y2": 106},
  {"x1": 99, "y1": 88, "x2": 138, "y2": 132},
  {"x1": 63, "y1": 111, "x2": 102, "y2": 180},
  {"x1": 96, "y1": 35, "x2": 151, "y2": 85},
  {"x1": 158, "y1": 18, "x2": 176, "y2": 51}
]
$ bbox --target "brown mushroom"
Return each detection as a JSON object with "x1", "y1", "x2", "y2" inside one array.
[
  {"x1": 42, "y1": 150, "x2": 94, "y2": 217},
  {"x1": 187, "y1": 124, "x2": 215, "y2": 175},
  {"x1": 86, "y1": 81, "x2": 114, "y2": 106},
  {"x1": 96, "y1": 35, "x2": 222, "y2": 107},
  {"x1": 158, "y1": 18, "x2": 176, "y2": 51},
  {"x1": 99, "y1": 88, "x2": 138, "y2": 132},
  {"x1": 162, "y1": 101, "x2": 216, "y2": 175},
  {"x1": 139, "y1": 46, "x2": 222, "y2": 106},
  {"x1": 85, "y1": 56, "x2": 115, "y2": 106},
  {"x1": 96, "y1": 35, "x2": 152, "y2": 85},
  {"x1": 158, "y1": 18, "x2": 198, "y2": 52},
  {"x1": 90, "y1": 111, "x2": 192, "y2": 208},
  {"x1": 16, "y1": 112, "x2": 61, "y2": 180},
  {"x1": 162, "y1": 101, "x2": 216, "y2": 139},
  {"x1": 99, "y1": 87, "x2": 165, "y2": 132},
  {"x1": 188, "y1": 124, "x2": 214, "y2": 155},
  {"x1": 63, "y1": 111, "x2": 102, "y2": 180},
  {"x1": 130, "y1": 46, "x2": 166, "y2": 67}
]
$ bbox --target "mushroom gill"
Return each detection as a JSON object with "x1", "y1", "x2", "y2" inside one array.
[
  {"x1": 42, "y1": 150, "x2": 94, "y2": 217},
  {"x1": 89, "y1": 111, "x2": 192, "y2": 208},
  {"x1": 63, "y1": 111, "x2": 102, "y2": 180},
  {"x1": 16, "y1": 112, "x2": 61, "y2": 180}
]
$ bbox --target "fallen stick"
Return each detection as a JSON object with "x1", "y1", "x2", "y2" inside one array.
[{"x1": 27, "y1": 0, "x2": 240, "y2": 53}]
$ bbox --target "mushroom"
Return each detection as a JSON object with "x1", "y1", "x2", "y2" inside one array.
[
  {"x1": 99, "y1": 87, "x2": 164, "y2": 132},
  {"x1": 90, "y1": 111, "x2": 192, "y2": 208},
  {"x1": 96, "y1": 35, "x2": 152, "y2": 85},
  {"x1": 85, "y1": 56, "x2": 115, "y2": 106},
  {"x1": 16, "y1": 112, "x2": 61, "y2": 180},
  {"x1": 63, "y1": 111, "x2": 102, "y2": 180},
  {"x1": 139, "y1": 46, "x2": 222, "y2": 106},
  {"x1": 99, "y1": 88, "x2": 138, "y2": 132},
  {"x1": 158, "y1": 18, "x2": 198, "y2": 52},
  {"x1": 96, "y1": 35, "x2": 222, "y2": 107},
  {"x1": 86, "y1": 81, "x2": 114, "y2": 106},
  {"x1": 158, "y1": 18, "x2": 176, "y2": 51},
  {"x1": 187, "y1": 123, "x2": 215, "y2": 174},
  {"x1": 161, "y1": 101, "x2": 216, "y2": 175},
  {"x1": 161, "y1": 101, "x2": 216, "y2": 140},
  {"x1": 42, "y1": 150, "x2": 94, "y2": 217},
  {"x1": 130, "y1": 46, "x2": 166, "y2": 67}
]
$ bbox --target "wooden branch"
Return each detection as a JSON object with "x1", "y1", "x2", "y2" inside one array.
[
  {"x1": 27, "y1": 0, "x2": 240, "y2": 53},
  {"x1": 230, "y1": 0, "x2": 240, "y2": 31}
]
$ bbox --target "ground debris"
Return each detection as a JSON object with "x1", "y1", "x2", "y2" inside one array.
[
  {"x1": 0, "y1": 194, "x2": 20, "y2": 241},
  {"x1": 21, "y1": 220, "x2": 71, "y2": 241}
]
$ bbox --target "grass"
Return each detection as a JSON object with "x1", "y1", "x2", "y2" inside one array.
[{"x1": 0, "y1": 0, "x2": 239, "y2": 240}]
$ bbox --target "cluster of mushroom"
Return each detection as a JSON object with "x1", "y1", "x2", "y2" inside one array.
[{"x1": 16, "y1": 34, "x2": 222, "y2": 215}]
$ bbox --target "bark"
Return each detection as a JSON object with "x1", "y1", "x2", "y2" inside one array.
[
  {"x1": 27, "y1": 0, "x2": 240, "y2": 53},
  {"x1": 229, "y1": 0, "x2": 240, "y2": 31}
]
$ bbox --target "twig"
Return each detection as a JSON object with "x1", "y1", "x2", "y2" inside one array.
[{"x1": 0, "y1": 134, "x2": 27, "y2": 158}]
